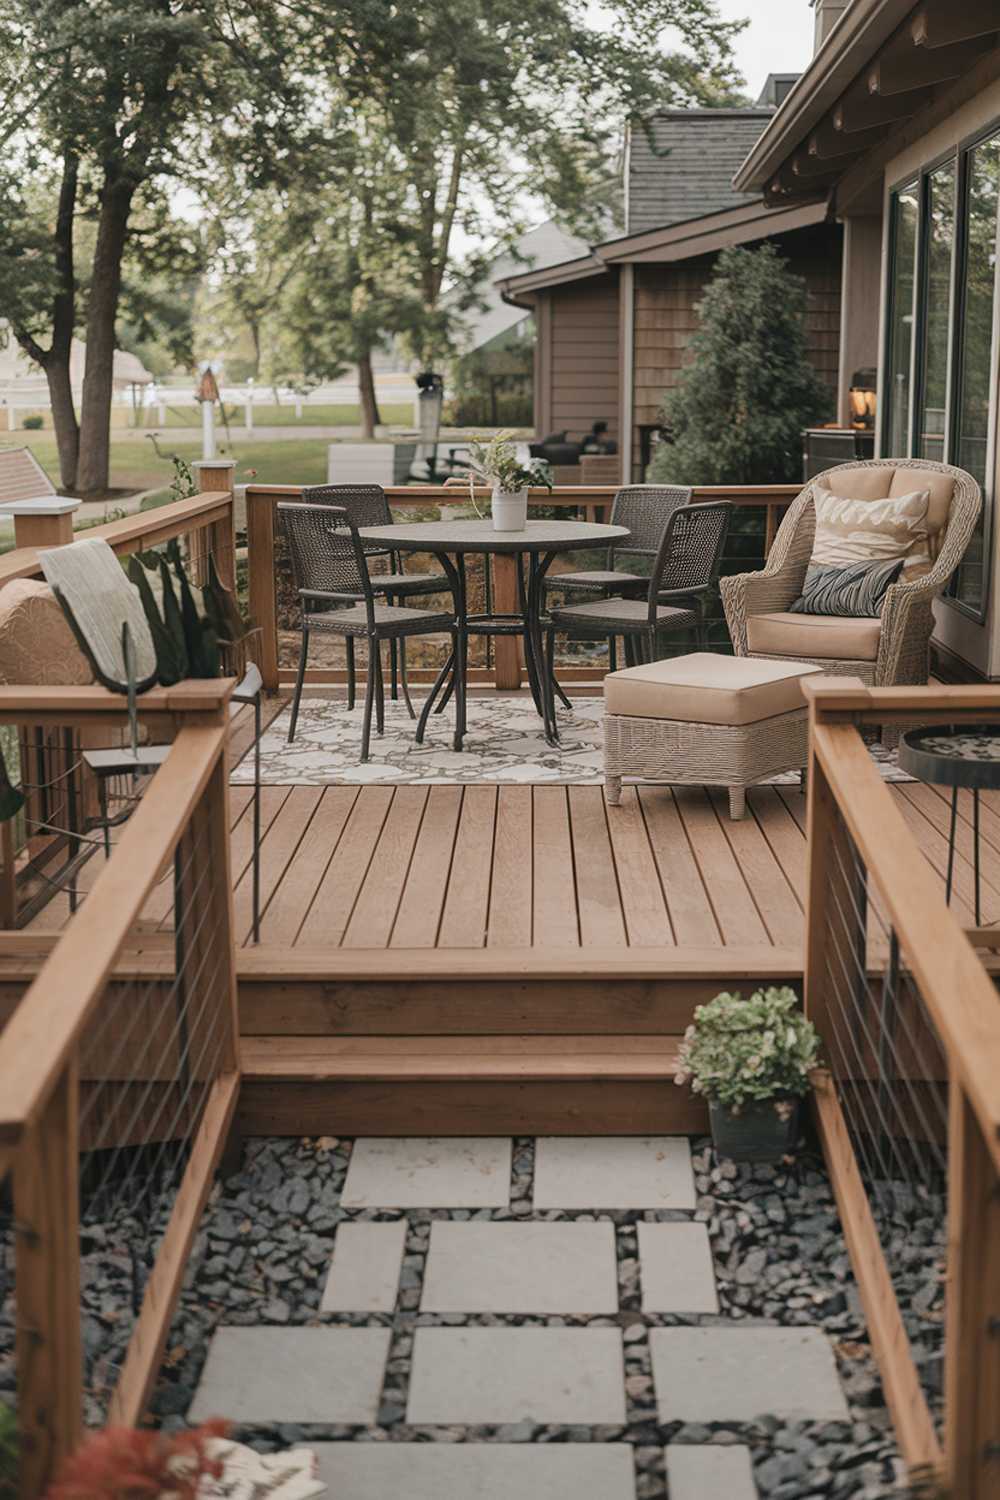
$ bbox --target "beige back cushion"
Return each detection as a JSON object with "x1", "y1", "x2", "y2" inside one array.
[
  {"x1": 0, "y1": 578, "x2": 94, "y2": 685},
  {"x1": 811, "y1": 487, "x2": 931, "y2": 578},
  {"x1": 814, "y1": 465, "x2": 956, "y2": 564}
]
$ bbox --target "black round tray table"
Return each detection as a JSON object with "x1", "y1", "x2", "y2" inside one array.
[{"x1": 898, "y1": 724, "x2": 1000, "y2": 925}]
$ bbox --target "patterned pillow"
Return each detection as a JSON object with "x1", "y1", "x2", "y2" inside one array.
[
  {"x1": 811, "y1": 487, "x2": 931, "y2": 578},
  {"x1": 790, "y1": 558, "x2": 904, "y2": 618}
]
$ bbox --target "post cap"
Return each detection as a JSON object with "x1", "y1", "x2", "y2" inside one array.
[
  {"x1": 0, "y1": 497, "x2": 81, "y2": 517},
  {"x1": 190, "y1": 459, "x2": 237, "y2": 471}
]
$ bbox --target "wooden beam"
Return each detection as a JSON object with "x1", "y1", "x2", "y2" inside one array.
[
  {"x1": 833, "y1": 82, "x2": 933, "y2": 133},
  {"x1": 808, "y1": 119, "x2": 888, "y2": 161},
  {"x1": 868, "y1": 36, "x2": 987, "y2": 96},
  {"x1": 793, "y1": 150, "x2": 854, "y2": 180},
  {"x1": 912, "y1": 0, "x2": 999, "y2": 49}
]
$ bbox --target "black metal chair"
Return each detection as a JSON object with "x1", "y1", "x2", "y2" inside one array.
[
  {"x1": 300, "y1": 484, "x2": 446, "y2": 715},
  {"x1": 279, "y1": 503, "x2": 461, "y2": 761},
  {"x1": 545, "y1": 484, "x2": 692, "y2": 670},
  {"x1": 545, "y1": 503, "x2": 732, "y2": 690}
]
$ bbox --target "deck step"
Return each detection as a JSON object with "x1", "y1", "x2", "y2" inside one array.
[{"x1": 238, "y1": 1034, "x2": 707, "y2": 1136}]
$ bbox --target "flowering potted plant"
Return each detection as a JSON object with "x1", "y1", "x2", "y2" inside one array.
[
  {"x1": 468, "y1": 431, "x2": 552, "y2": 531},
  {"x1": 675, "y1": 986, "x2": 820, "y2": 1162}
]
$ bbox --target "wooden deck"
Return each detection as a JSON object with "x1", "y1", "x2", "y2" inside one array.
[{"x1": 17, "y1": 693, "x2": 1000, "y2": 1135}]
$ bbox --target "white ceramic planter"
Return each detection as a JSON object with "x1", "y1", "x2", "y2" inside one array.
[{"x1": 492, "y1": 486, "x2": 528, "y2": 532}]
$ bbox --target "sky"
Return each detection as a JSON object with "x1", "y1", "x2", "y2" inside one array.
[{"x1": 718, "y1": 0, "x2": 815, "y2": 99}]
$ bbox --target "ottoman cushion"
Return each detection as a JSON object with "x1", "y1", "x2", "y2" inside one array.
[
  {"x1": 603, "y1": 652, "x2": 822, "y2": 726},
  {"x1": 747, "y1": 611, "x2": 882, "y2": 661}
]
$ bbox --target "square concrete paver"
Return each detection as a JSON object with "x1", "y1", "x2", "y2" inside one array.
[
  {"x1": 188, "y1": 1327, "x2": 391, "y2": 1424},
  {"x1": 533, "y1": 1137, "x2": 696, "y2": 1210},
  {"x1": 650, "y1": 1327, "x2": 849, "y2": 1422},
  {"x1": 341, "y1": 1137, "x2": 512, "y2": 1208},
  {"x1": 666, "y1": 1445, "x2": 758, "y2": 1499},
  {"x1": 638, "y1": 1222, "x2": 718, "y2": 1313},
  {"x1": 407, "y1": 1327, "x2": 627, "y2": 1424},
  {"x1": 321, "y1": 1220, "x2": 406, "y2": 1313},
  {"x1": 312, "y1": 1443, "x2": 636, "y2": 1499},
  {"x1": 421, "y1": 1221, "x2": 618, "y2": 1314}
]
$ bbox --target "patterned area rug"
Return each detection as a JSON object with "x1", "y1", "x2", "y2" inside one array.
[{"x1": 231, "y1": 697, "x2": 916, "y2": 788}]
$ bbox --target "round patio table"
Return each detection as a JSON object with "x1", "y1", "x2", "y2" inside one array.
[
  {"x1": 898, "y1": 724, "x2": 1000, "y2": 925},
  {"x1": 358, "y1": 518, "x2": 629, "y2": 749}
]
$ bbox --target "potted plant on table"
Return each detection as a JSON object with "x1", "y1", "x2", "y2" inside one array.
[
  {"x1": 675, "y1": 986, "x2": 820, "y2": 1163},
  {"x1": 468, "y1": 431, "x2": 552, "y2": 531}
]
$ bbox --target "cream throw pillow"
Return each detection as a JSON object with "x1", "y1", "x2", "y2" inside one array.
[{"x1": 811, "y1": 487, "x2": 931, "y2": 579}]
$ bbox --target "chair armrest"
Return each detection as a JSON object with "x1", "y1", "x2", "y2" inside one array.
[{"x1": 719, "y1": 489, "x2": 815, "y2": 653}]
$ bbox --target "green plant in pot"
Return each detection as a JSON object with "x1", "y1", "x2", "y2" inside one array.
[
  {"x1": 467, "y1": 431, "x2": 552, "y2": 532},
  {"x1": 675, "y1": 986, "x2": 820, "y2": 1163}
]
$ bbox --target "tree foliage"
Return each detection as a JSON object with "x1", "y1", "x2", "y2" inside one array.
[{"x1": 650, "y1": 244, "x2": 833, "y2": 487}]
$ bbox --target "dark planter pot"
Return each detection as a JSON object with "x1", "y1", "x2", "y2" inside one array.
[{"x1": 709, "y1": 1097, "x2": 800, "y2": 1164}]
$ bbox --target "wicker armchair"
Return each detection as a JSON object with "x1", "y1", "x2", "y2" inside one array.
[{"x1": 720, "y1": 459, "x2": 982, "y2": 686}]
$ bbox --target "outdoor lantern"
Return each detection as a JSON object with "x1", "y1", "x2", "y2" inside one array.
[
  {"x1": 416, "y1": 370, "x2": 444, "y2": 480},
  {"x1": 196, "y1": 362, "x2": 221, "y2": 459},
  {"x1": 848, "y1": 367, "x2": 877, "y2": 429}
]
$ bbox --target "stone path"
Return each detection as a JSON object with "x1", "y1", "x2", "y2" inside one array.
[{"x1": 176, "y1": 1134, "x2": 899, "y2": 1500}]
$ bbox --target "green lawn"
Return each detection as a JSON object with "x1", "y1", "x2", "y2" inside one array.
[
  {"x1": 143, "y1": 401, "x2": 414, "y2": 429},
  {"x1": 6, "y1": 431, "x2": 339, "y2": 494}
]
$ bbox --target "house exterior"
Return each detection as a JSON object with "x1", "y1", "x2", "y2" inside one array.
[
  {"x1": 733, "y1": 0, "x2": 1000, "y2": 681},
  {"x1": 497, "y1": 91, "x2": 844, "y2": 478}
]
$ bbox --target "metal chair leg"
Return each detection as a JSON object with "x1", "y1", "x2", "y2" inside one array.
[
  {"x1": 373, "y1": 642, "x2": 385, "y2": 735},
  {"x1": 608, "y1": 637, "x2": 617, "y2": 673},
  {"x1": 452, "y1": 627, "x2": 467, "y2": 752},
  {"x1": 346, "y1": 638, "x2": 356, "y2": 711},
  {"x1": 361, "y1": 641, "x2": 377, "y2": 762},
  {"x1": 288, "y1": 626, "x2": 309, "y2": 743},
  {"x1": 399, "y1": 637, "x2": 416, "y2": 720},
  {"x1": 251, "y1": 693, "x2": 261, "y2": 944}
]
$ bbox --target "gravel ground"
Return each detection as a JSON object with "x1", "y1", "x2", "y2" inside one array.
[{"x1": 0, "y1": 1134, "x2": 946, "y2": 1498}]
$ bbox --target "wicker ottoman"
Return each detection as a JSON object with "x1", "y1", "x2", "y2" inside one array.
[{"x1": 603, "y1": 652, "x2": 824, "y2": 819}]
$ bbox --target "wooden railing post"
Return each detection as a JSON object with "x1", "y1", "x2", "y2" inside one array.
[
  {"x1": 14, "y1": 1062, "x2": 81, "y2": 1498},
  {"x1": 246, "y1": 488, "x2": 279, "y2": 692},
  {"x1": 492, "y1": 556, "x2": 523, "y2": 690},
  {"x1": 945, "y1": 1079, "x2": 1000, "y2": 1498},
  {"x1": 190, "y1": 461, "x2": 237, "y2": 591}
]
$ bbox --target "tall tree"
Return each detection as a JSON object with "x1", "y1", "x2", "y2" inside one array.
[
  {"x1": 0, "y1": 0, "x2": 302, "y2": 495},
  {"x1": 650, "y1": 244, "x2": 833, "y2": 486},
  {"x1": 212, "y1": 0, "x2": 746, "y2": 434}
]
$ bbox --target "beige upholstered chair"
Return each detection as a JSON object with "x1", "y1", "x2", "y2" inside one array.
[{"x1": 720, "y1": 459, "x2": 982, "y2": 686}]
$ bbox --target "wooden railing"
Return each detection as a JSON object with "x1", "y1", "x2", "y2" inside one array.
[
  {"x1": 0, "y1": 683, "x2": 239, "y2": 1498},
  {"x1": 0, "y1": 477, "x2": 238, "y2": 928},
  {"x1": 246, "y1": 482, "x2": 798, "y2": 692},
  {"x1": 803, "y1": 681, "x2": 1000, "y2": 1495}
]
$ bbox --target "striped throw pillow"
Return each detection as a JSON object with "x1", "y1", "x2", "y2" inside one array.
[
  {"x1": 811, "y1": 488, "x2": 931, "y2": 578},
  {"x1": 790, "y1": 558, "x2": 904, "y2": 617}
]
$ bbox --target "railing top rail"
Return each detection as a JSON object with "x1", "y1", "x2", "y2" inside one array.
[
  {"x1": 811, "y1": 715, "x2": 1000, "y2": 1169},
  {"x1": 0, "y1": 680, "x2": 233, "y2": 725},
  {"x1": 246, "y1": 482, "x2": 800, "y2": 505},
  {"x1": 0, "y1": 721, "x2": 227, "y2": 1146},
  {"x1": 804, "y1": 679, "x2": 1000, "y2": 722},
  {"x1": 0, "y1": 488, "x2": 233, "y2": 592}
]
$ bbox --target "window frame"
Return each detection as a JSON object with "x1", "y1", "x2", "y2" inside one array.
[{"x1": 880, "y1": 122, "x2": 1000, "y2": 626}]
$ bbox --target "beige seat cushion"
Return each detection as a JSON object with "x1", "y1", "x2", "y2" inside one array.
[
  {"x1": 0, "y1": 578, "x2": 93, "y2": 685},
  {"x1": 603, "y1": 652, "x2": 823, "y2": 725},
  {"x1": 747, "y1": 611, "x2": 882, "y2": 662}
]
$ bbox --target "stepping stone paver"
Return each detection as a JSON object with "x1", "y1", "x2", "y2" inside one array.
[
  {"x1": 421, "y1": 1221, "x2": 618, "y2": 1313},
  {"x1": 312, "y1": 1443, "x2": 636, "y2": 1500},
  {"x1": 638, "y1": 1221, "x2": 718, "y2": 1312},
  {"x1": 406, "y1": 1327, "x2": 627, "y2": 1424},
  {"x1": 341, "y1": 1136, "x2": 512, "y2": 1208},
  {"x1": 188, "y1": 1326, "x2": 391, "y2": 1424},
  {"x1": 533, "y1": 1136, "x2": 696, "y2": 1209},
  {"x1": 650, "y1": 1327, "x2": 849, "y2": 1423},
  {"x1": 321, "y1": 1220, "x2": 406, "y2": 1313},
  {"x1": 666, "y1": 1444, "x2": 758, "y2": 1499}
]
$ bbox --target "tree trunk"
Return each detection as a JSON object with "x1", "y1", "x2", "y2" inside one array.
[
  {"x1": 76, "y1": 177, "x2": 134, "y2": 497},
  {"x1": 47, "y1": 151, "x2": 80, "y2": 488},
  {"x1": 358, "y1": 349, "x2": 381, "y2": 439}
]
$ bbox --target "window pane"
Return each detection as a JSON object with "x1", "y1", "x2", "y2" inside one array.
[
  {"x1": 950, "y1": 134, "x2": 1000, "y2": 613},
  {"x1": 916, "y1": 161, "x2": 956, "y2": 461},
  {"x1": 884, "y1": 185, "x2": 919, "y2": 456}
]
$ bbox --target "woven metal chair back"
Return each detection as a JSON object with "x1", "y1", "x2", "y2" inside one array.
[
  {"x1": 652, "y1": 501, "x2": 731, "y2": 595},
  {"x1": 611, "y1": 485, "x2": 692, "y2": 561},
  {"x1": 278, "y1": 502, "x2": 373, "y2": 610},
  {"x1": 301, "y1": 483, "x2": 391, "y2": 552}
]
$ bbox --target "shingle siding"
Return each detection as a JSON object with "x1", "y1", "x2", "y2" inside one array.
[{"x1": 627, "y1": 111, "x2": 774, "y2": 235}]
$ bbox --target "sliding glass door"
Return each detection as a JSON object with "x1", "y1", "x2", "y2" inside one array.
[{"x1": 882, "y1": 126, "x2": 1000, "y2": 619}]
